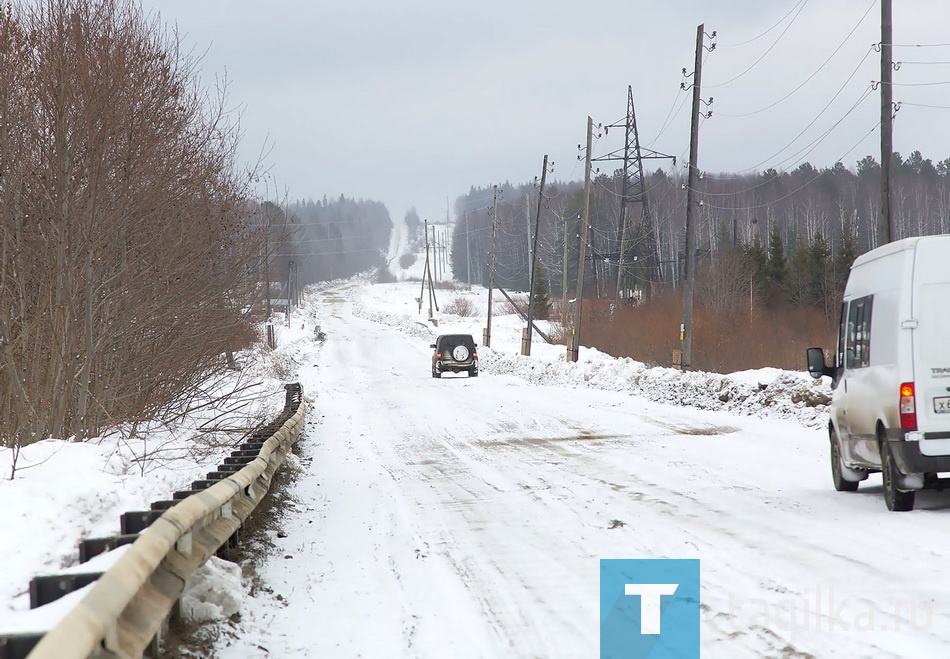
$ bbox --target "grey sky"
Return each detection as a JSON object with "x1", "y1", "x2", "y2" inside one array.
[{"x1": 140, "y1": 0, "x2": 950, "y2": 225}]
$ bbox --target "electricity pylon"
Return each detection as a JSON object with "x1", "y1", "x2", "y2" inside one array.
[{"x1": 599, "y1": 86, "x2": 675, "y2": 305}]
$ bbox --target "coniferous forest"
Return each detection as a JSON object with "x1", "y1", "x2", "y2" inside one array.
[{"x1": 281, "y1": 197, "x2": 393, "y2": 286}]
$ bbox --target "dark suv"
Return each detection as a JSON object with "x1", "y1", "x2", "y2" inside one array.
[{"x1": 431, "y1": 334, "x2": 478, "y2": 378}]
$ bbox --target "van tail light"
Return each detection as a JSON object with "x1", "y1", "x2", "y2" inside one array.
[{"x1": 899, "y1": 382, "x2": 917, "y2": 430}]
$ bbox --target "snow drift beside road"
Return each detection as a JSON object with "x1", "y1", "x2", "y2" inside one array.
[{"x1": 351, "y1": 276, "x2": 833, "y2": 429}]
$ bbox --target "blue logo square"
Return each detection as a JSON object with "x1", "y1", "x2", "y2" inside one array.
[{"x1": 600, "y1": 559, "x2": 700, "y2": 658}]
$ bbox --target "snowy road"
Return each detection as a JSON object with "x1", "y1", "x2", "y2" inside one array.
[{"x1": 217, "y1": 283, "x2": 950, "y2": 658}]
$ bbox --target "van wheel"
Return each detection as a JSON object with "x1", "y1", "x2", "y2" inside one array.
[
  {"x1": 881, "y1": 439, "x2": 915, "y2": 512},
  {"x1": 830, "y1": 429, "x2": 859, "y2": 492}
]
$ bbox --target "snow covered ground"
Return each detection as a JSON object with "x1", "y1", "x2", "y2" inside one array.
[
  {"x1": 3, "y1": 261, "x2": 950, "y2": 657},
  {"x1": 0, "y1": 353, "x2": 288, "y2": 633},
  {"x1": 217, "y1": 276, "x2": 950, "y2": 658}
]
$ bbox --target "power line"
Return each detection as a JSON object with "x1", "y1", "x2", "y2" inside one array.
[
  {"x1": 648, "y1": 49, "x2": 715, "y2": 147},
  {"x1": 706, "y1": 1, "x2": 807, "y2": 89},
  {"x1": 290, "y1": 247, "x2": 387, "y2": 257},
  {"x1": 717, "y1": 0, "x2": 808, "y2": 48},
  {"x1": 892, "y1": 42, "x2": 950, "y2": 48},
  {"x1": 707, "y1": 70, "x2": 876, "y2": 181},
  {"x1": 696, "y1": 85, "x2": 875, "y2": 199},
  {"x1": 699, "y1": 121, "x2": 881, "y2": 212},
  {"x1": 285, "y1": 234, "x2": 391, "y2": 245},
  {"x1": 900, "y1": 101, "x2": 950, "y2": 110},
  {"x1": 717, "y1": 0, "x2": 876, "y2": 119},
  {"x1": 886, "y1": 80, "x2": 950, "y2": 87},
  {"x1": 647, "y1": 88, "x2": 688, "y2": 148}
]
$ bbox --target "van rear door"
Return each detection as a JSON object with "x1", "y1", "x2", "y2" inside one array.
[{"x1": 912, "y1": 238, "x2": 950, "y2": 439}]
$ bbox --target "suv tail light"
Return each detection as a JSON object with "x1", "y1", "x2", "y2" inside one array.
[
  {"x1": 899, "y1": 382, "x2": 917, "y2": 430},
  {"x1": 472, "y1": 351, "x2": 477, "y2": 359},
  {"x1": 436, "y1": 351, "x2": 442, "y2": 359}
]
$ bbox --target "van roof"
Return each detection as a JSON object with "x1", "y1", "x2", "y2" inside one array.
[{"x1": 852, "y1": 234, "x2": 950, "y2": 269}]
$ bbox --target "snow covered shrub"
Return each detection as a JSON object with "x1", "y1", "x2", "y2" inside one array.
[{"x1": 443, "y1": 296, "x2": 477, "y2": 317}]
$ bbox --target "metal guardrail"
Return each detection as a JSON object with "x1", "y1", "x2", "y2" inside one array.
[{"x1": 14, "y1": 383, "x2": 306, "y2": 659}]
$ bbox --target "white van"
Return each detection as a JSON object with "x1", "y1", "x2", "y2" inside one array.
[{"x1": 807, "y1": 234, "x2": 950, "y2": 511}]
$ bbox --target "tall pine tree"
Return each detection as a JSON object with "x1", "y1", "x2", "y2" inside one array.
[
  {"x1": 532, "y1": 261, "x2": 552, "y2": 320},
  {"x1": 765, "y1": 222, "x2": 787, "y2": 286}
]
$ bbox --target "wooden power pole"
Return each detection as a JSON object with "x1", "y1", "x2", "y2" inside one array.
[
  {"x1": 568, "y1": 118, "x2": 593, "y2": 362},
  {"x1": 524, "y1": 154, "x2": 549, "y2": 356},
  {"x1": 881, "y1": 0, "x2": 894, "y2": 244},
  {"x1": 681, "y1": 23, "x2": 708, "y2": 371},
  {"x1": 465, "y1": 212, "x2": 472, "y2": 285},
  {"x1": 484, "y1": 185, "x2": 498, "y2": 347},
  {"x1": 562, "y1": 216, "x2": 569, "y2": 319}
]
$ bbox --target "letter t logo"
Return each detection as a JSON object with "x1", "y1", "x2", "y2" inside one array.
[{"x1": 624, "y1": 583, "x2": 679, "y2": 634}]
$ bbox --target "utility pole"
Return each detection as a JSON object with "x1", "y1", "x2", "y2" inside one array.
[
  {"x1": 562, "y1": 216, "x2": 569, "y2": 318},
  {"x1": 465, "y1": 211, "x2": 472, "y2": 285},
  {"x1": 681, "y1": 23, "x2": 713, "y2": 371},
  {"x1": 569, "y1": 117, "x2": 593, "y2": 362},
  {"x1": 294, "y1": 260, "x2": 300, "y2": 306},
  {"x1": 263, "y1": 230, "x2": 271, "y2": 318},
  {"x1": 881, "y1": 0, "x2": 893, "y2": 244},
  {"x1": 484, "y1": 185, "x2": 498, "y2": 347},
  {"x1": 428, "y1": 227, "x2": 439, "y2": 317},
  {"x1": 436, "y1": 226, "x2": 442, "y2": 281},
  {"x1": 476, "y1": 215, "x2": 484, "y2": 285},
  {"x1": 287, "y1": 259, "x2": 297, "y2": 320},
  {"x1": 525, "y1": 192, "x2": 532, "y2": 282},
  {"x1": 429, "y1": 224, "x2": 436, "y2": 282},
  {"x1": 423, "y1": 219, "x2": 433, "y2": 318},
  {"x1": 524, "y1": 154, "x2": 549, "y2": 356}
]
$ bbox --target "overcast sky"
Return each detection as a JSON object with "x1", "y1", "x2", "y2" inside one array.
[{"x1": 139, "y1": 0, "x2": 950, "y2": 226}]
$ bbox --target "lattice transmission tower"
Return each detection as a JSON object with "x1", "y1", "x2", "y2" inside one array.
[{"x1": 612, "y1": 86, "x2": 675, "y2": 303}]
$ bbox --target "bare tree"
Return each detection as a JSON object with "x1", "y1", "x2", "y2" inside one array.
[
  {"x1": 0, "y1": 0, "x2": 271, "y2": 458},
  {"x1": 697, "y1": 249, "x2": 751, "y2": 314}
]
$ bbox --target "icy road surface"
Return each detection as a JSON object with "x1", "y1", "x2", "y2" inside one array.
[{"x1": 217, "y1": 283, "x2": 950, "y2": 658}]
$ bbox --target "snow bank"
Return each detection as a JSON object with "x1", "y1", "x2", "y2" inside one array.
[
  {"x1": 346, "y1": 280, "x2": 833, "y2": 429},
  {"x1": 181, "y1": 556, "x2": 245, "y2": 623}
]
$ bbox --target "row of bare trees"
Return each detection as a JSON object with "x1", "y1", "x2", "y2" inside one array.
[
  {"x1": 0, "y1": 0, "x2": 274, "y2": 449},
  {"x1": 449, "y1": 153, "x2": 950, "y2": 370},
  {"x1": 452, "y1": 153, "x2": 950, "y2": 308}
]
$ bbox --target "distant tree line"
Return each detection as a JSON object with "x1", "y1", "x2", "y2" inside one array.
[
  {"x1": 451, "y1": 150, "x2": 950, "y2": 318},
  {"x1": 281, "y1": 196, "x2": 392, "y2": 286}
]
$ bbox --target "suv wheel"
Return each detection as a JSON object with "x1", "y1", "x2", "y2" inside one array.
[
  {"x1": 469, "y1": 367, "x2": 478, "y2": 377},
  {"x1": 880, "y1": 438, "x2": 915, "y2": 512},
  {"x1": 830, "y1": 428, "x2": 859, "y2": 492},
  {"x1": 432, "y1": 367, "x2": 441, "y2": 379}
]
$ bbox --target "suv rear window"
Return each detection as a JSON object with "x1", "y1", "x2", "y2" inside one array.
[{"x1": 437, "y1": 335, "x2": 475, "y2": 351}]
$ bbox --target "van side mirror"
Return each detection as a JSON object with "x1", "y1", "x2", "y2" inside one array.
[{"x1": 806, "y1": 347, "x2": 834, "y2": 380}]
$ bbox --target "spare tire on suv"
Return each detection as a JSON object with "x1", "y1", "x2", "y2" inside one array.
[{"x1": 430, "y1": 334, "x2": 478, "y2": 378}]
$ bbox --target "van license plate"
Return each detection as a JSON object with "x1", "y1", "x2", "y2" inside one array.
[{"x1": 935, "y1": 396, "x2": 950, "y2": 414}]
